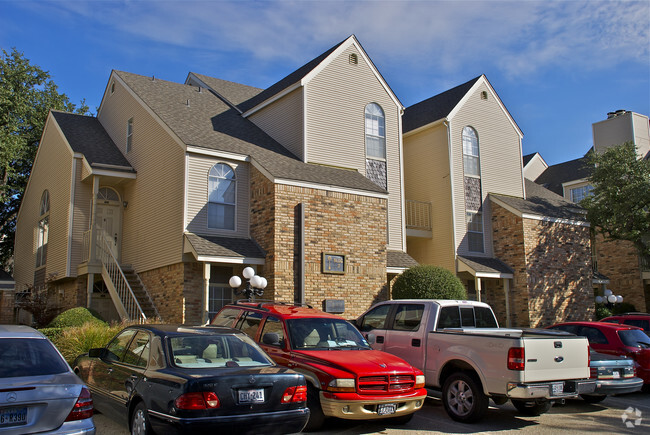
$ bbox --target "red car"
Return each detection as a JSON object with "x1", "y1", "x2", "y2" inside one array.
[
  {"x1": 212, "y1": 302, "x2": 427, "y2": 430},
  {"x1": 601, "y1": 313, "x2": 650, "y2": 335},
  {"x1": 547, "y1": 322, "x2": 650, "y2": 386}
]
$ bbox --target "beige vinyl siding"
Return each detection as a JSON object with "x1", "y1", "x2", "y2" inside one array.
[
  {"x1": 98, "y1": 78, "x2": 185, "y2": 273},
  {"x1": 450, "y1": 82, "x2": 524, "y2": 257},
  {"x1": 593, "y1": 113, "x2": 634, "y2": 154},
  {"x1": 69, "y1": 157, "x2": 92, "y2": 272},
  {"x1": 13, "y1": 117, "x2": 74, "y2": 289},
  {"x1": 404, "y1": 125, "x2": 456, "y2": 272},
  {"x1": 249, "y1": 88, "x2": 304, "y2": 160},
  {"x1": 631, "y1": 112, "x2": 650, "y2": 157},
  {"x1": 186, "y1": 153, "x2": 250, "y2": 236},
  {"x1": 523, "y1": 154, "x2": 547, "y2": 181},
  {"x1": 305, "y1": 44, "x2": 403, "y2": 250}
]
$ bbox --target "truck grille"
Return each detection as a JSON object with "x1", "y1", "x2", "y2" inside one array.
[{"x1": 358, "y1": 375, "x2": 414, "y2": 393}]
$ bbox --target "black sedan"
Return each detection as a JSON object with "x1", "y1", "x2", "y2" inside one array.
[{"x1": 73, "y1": 325, "x2": 309, "y2": 434}]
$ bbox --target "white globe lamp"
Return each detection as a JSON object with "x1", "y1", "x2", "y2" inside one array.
[
  {"x1": 607, "y1": 294, "x2": 617, "y2": 304},
  {"x1": 229, "y1": 275, "x2": 242, "y2": 288},
  {"x1": 595, "y1": 296, "x2": 604, "y2": 304},
  {"x1": 242, "y1": 267, "x2": 255, "y2": 279}
]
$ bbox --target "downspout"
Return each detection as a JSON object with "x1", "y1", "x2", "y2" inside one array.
[{"x1": 444, "y1": 119, "x2": 458, "y2": 270}]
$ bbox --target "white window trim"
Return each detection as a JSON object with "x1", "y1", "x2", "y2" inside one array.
[{"x1": 207, "y1": 163, "x2": 237, "y2": 231}]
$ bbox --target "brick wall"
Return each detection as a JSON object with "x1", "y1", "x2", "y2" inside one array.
[
  {"x1": 491, "y1": 201, "x2": 594, "y2": 328},
  {"x1": 0, "y1": 290, "x2": 15, "y2": 323},
  {"x1": 250, "y1": 167, "x2": 389, "y2": 318},
  {"x1": 595, "y1": 234, "x2": 647, "y2": 312},
  {"x1": 139, "y1": 263, "x2": 185, "y2": 323}
]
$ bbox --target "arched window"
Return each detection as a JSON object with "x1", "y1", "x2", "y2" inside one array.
[
  {"x1": 365, "y1": 103, "x2": 386, "y2": 159},
  {"x1": 97, "y1": 187, "x2": 120, "y2": 203},
  {"x1": 208, "y1": 163, "x2": 236, "y2": 230},
  {"x1": 462, "y1": 126, "x2": 480, "y2": 176},
  {"x1": 36, "y1": 190, "x2": 49, "y2": 267}
]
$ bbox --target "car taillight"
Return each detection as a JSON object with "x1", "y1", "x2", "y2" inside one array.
[
  {"x1": 65, "y1": 387, "x2": 93, "y2": 421},
  {"x1": 508, "y1": 347, "x2": 525, "y2": 370},
  {"x1": 281, "y1": 385, "x2": 307, "y2": 403},
  {"x1": 175, "y1": 392, "x2": 220, "y2": 409}
]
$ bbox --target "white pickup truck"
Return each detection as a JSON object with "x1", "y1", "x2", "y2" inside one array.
[{"x1": 356, "y1": 299, "x2": 595, "y2": 423}]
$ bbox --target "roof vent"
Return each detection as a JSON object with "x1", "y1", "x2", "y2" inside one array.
[
  {"x1": 349, "y1": 53, "x2": 358, "y2": 65},
  {"x1": 607, "y1": 110, "x2": 629, "y2": 119},
  {"x1": 198, "y1": 86, "x2": 202, "y2": 93},
  {"x1": 480, "y1": 91, "x2": 488, "y2": 100},
  {"x1": 152, "y1": 75, "x2": 156, "y2": 81},
  {"x1": 186, "y1": 99, "x2": 190, "y2": 107}
]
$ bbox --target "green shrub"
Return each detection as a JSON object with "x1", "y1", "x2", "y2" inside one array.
[
  {"x1": 47, "y1": 307, "x2": 106, "y2": 329},
  {"x1": 392, "y1": 265, "x2": 467, "y2": 300},
  {"x1": 39, "y1": 327, "x2": 64, "y2": 342},
  {"x1": 595, "y1": 304, "x2": 612, "y2": 320},
  {"x1": 54, "y1": 322, "x2": 125, "y2": 364}
]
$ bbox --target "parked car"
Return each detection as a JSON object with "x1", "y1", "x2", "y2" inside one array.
[
  {"x1": 547, "y1": 322, "x2": 650, "y2": 387},
  {"x1": 212, "y1": 302, "x2": 427, "y2": 430},
  {"x1": 601, "y1": 313, "x2": 650, "y2": 336},
  {"x1": 578, "y1": 350, "x2": 643, "y2": 402},
  {"x1": 355, "y1": 300, "x2": 594, "y2": 422},
  {"x1": 73, "y1": 324, "x2": 309, "y2": 435},
  {"x1": 0, "y1": 324, "x2": 95, "y2": 434}
]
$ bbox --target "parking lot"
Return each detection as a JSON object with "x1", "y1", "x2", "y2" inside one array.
[{"x1": 94, "y1": 391, "x2": 650, "y2": 434}]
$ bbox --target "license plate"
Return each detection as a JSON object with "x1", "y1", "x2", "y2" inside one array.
[
  {"x1": 239, "y1": 389, "x2": 264, "y2": 404},
  {"x1": 613, "y1": 370, "x2": 621, "y2": 379},
  {"x1": 551, "y1": 383, "x2": 564, "y2": 396},
  {"x1": 377, "y1": 403, "x2": 397, "y2": 416},
  {"x1": 0, "y1": 407, "x2": 27, "y2": 426}
]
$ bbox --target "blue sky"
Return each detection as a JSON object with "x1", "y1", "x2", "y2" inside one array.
[{"x1": 1, "y1": 0, "x2": 648, "y2": 166}]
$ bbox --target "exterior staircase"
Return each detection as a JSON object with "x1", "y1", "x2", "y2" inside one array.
[{"x1": 119, "y1": 265, "x2": 159, "y2": 320}]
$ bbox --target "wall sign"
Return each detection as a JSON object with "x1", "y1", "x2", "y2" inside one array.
[
  {"x1": 324, "y1": 299, "x2": 345, "y2": 314},
  {"x1": 322, "y1": 253, "x2": 345, "y2": 274}
]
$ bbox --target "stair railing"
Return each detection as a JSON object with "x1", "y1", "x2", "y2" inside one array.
[{"x1": 97, "y1": 231, "x2": 146, "y2": 323}]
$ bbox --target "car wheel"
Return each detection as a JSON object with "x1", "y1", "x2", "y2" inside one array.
[
  {"x1": 442, "y1": 372, "x2": 488, "y2": 423},
  {"x1": 580, "y1": 394, "x2": 607, "y2": 404},
  {"x1": 512, "y1": 399, "x2": 552, "y2": 416},
  {"x1": 131, "y1": 402, "x2": 154, "y2": 435},
  {"x1": 304, "y1": 386, "x2": 325, "y2": 432}
]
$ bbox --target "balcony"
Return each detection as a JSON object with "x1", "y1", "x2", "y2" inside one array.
[{"x1": 406, "y1": 200, "x2": 432, "y2": 238}]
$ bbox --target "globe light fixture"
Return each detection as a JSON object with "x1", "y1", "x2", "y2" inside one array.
[
  {"x1": 616, "y1": 295, "x2": 624, "y2": 303},
  {"x1": 595, "y1": 296, "x2": 604, "y2": 304},
  {"x1": 229, "y1": 268, "x2": 267, "y2": 299},
  {"x1": 607, "y1": 294, "x2": 617, "y2": 304}
]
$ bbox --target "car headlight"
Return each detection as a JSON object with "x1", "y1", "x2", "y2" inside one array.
[
  {"x1": 415, "y1": 375, "x2": 426, "y2": 388},
  {"x1": 327, "y1": 378, "x2": 356, "y2": 392}
]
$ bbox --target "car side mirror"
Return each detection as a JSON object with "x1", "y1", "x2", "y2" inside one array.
[
  {"x1": 88, "y1": 348, "x2": 107, "y2": 358},
  {"x1": 366, "y1": 333, "x2": 376, "y2": 344},
  {"x1": 262, "y1": 332, "x2": 280, "y2": 346}
]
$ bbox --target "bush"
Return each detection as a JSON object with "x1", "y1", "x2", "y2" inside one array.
[
  {"x1": 47, "y1": 307, "x2": 106, "y2": 329},
  {"x1": 39, "y1": 327, "x2": 64, "y2": 342},
  {"x1": 392, "y1": 265, "x2": 467, "y2": 300},
  {"x1": 595, "y1": 304, "x2": 612, "y2": 320},
  {"x1": 53, "y1": 322, "x2": 126, "y2": 365}
]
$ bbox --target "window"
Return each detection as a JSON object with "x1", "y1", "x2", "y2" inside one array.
[
  {"x1": 105, "y1": 329, "x2": 137, "y2": 362},
  {"x1": 570, "y1": 185, "x2": 593, "y2": 203},
  {"x1": 97, "y1": 187, "x2": 120, "y2": 202},
  {"x1": 208, "y1": 163, "x2": 236, "y2": 230},
  {"x1": 0, "y1": 338, "x2": 69, "y2": 378},
  {"x1": 467, "y1": 212, "x2": 484, "y2": 253},
  {"x1": 208, "y1": 285, "x2": 233, "y2": 321},
  {"x1": 235, "y1": 311, "x2": 263, "y2": 339},
  {"x1": 126, "y1": 118, "x2": 133, "y2": 153},
  {"x1": 578, "y1": 326, "x2": 608, "y2": 345},
  {"x1": 212, "y1": 308, "x2": 241, "y2": 327},
  {"x1": 36, "y1": 191, "x2": 49, "y2": 268},
  {"x1": 122, "y1": 331, "x2": 150, "y2": 367},
  {"x1": 475, "y1": 306, "x2": 498, "y2": 328},
  {"x1": 358, "y1": 304, "x2": 391, "y2": 332},
  {"x1": 260, "y1": 316, "x2": 285, "y2": 347},
  {"x1": 365, "y1": 103, "x2": 386, "y2": 159},
  {"x1": 393, "y1": 304, "x2": 424, "y2": 331},
  {"x1": 438, "y1": 306, "x2": 461, "y2": 329},
  {"x1": 462, "y1": 126, "x2": 480, "y2": 176}
]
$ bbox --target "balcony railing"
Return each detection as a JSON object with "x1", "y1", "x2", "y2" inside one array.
[{"x1": 406, "y1": 200, "x2": 432, "y2": 231}]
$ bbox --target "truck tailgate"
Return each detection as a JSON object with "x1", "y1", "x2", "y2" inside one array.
[{"x1": 522, "y1": 336, "x2": 589, "y2": 382}]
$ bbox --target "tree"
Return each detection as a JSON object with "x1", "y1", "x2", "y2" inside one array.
[
  {"x1": 0, "y1": 48, "x2": 89, "y2": 272},
  {"x1": 392, "y1": 264, "x2": 467, "y2": 300},
  {"x1": 581, "y1": 142, "x2": 650, "y2": 258}
]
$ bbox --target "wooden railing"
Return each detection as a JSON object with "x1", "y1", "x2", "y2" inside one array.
[{"x1": 405, "y1": 200, "x2": 432, "y2": 230}]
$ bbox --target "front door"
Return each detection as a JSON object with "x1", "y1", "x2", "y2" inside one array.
[{"x1": 95, "y1": 187, "x2": 122, "y2": 260}]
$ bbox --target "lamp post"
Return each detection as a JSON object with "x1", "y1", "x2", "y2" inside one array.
[
  {"x1": 595, "y1": 289, "x2": 623, "y2": 309},
  {"x1": 229, "y1": 267, "x2": 267, "y2": 300}
]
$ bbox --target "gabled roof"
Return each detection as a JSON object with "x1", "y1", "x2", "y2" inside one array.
[
  {"x1": 50, "y1": 111, "x2": 134, "y2": 171},
  {"x1": 404, "y1": 76, "x2": 481, "y2": 133},
  {"x1": 523, "y1": 153, "x2": 536, "y2": 166},
  {"x1": 490, "y1": 179, "x2": 588, "y2": 223},
  {"x1": 534, "y1": 156, "x2": 592, "y2": 196},
  {"x1": 457, "y1": 256, "x2": 514, "y2": 277},
  {"x1": 185, "y1": 233, "x2": 265, "y2": 262},
  {"x1": 387, "y1": 250, "x2": 418, "y2": 270},
  {"x1": 187, "y1": 73, "x2": 263, "y2": 107},
  {"x1": 113, "y1": 71, "x2": 385, "y2": 194}
]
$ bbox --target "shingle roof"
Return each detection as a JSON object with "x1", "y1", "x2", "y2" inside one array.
[
  {"x1": 387, "y1": 250, "x2": 419, "y2": 269},
  {"x1": 490, "y1": 179, "x2": 587, "y2": 222},
  {"x1": 534, "y1": 156, "x2": 592, "y2": 196},
  {"x1": 0, "y1": 270, "x2": 14, "y2": 282},
  {"x1": 189, "y1": 73, "x2": 263, "y2": 107},
  {"x1": 185, "y1": 233, "x2": 265, "y2": 259},
  {"x1": 403, "y1": 76, "x2": 481, "y2": 133},
  {"x1": 457, "y1": 256, "x2": 514, "y2": 275},
  {"x1": 236, "y1": 39, "x2": 346, "y2": 113},
  {"x1": 50, "y1": 111, "x2": 134, "y2": 171},
  {"x1": 115, "y1": 71, "x2": 385, "y2": 194}
]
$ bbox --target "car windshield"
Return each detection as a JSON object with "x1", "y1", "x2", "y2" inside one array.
[
  {"x1": 168, "y1": 333, "x2": 274, "y2": 368},
  {"x1": 0, "y1": 338, "x2": 69, "y2": 378},
  {"x1": 618, "y1": 329, "x2": 650, "y2": 348},
  {"x1": 287, "y1": 318, "x2": 371, "y2": 350}
]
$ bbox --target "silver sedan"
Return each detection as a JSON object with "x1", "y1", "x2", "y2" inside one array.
[{"x1": 0, "y1": 325, "x2": 95, "y2": 434}]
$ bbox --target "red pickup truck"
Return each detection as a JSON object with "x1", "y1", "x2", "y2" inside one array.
[{"x1": 212, "y1": 301, "x2": 427, "y2": 430}]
